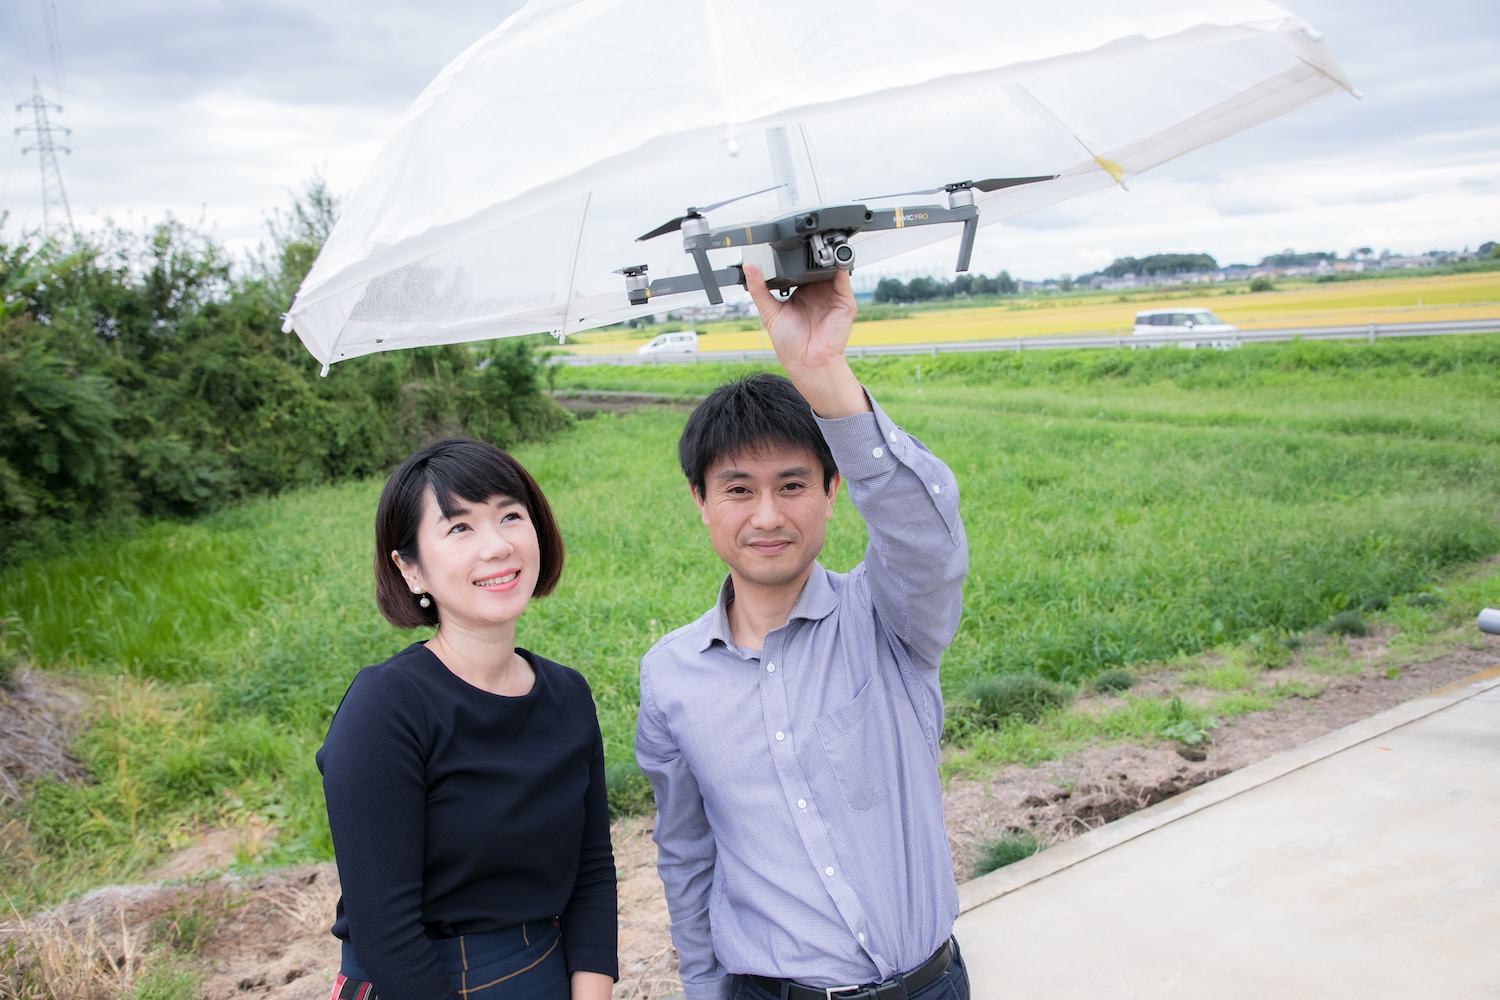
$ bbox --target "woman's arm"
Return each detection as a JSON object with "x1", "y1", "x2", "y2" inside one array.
[
  {"x1": 322, "y1": 667, "x2": 460, "y2": 1000},
  {"x1": 560, "y1": 712, "x2": 620, "y2": 982},
  {"x1": 572, "y1": 972, "x2": 614, "y2": 1000}
]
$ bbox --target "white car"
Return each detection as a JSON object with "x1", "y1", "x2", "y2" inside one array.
[
  {"x1": 1131, "y1": 308, "x2": 1239, "y2": 349},
  {"x1": 636, "y1": 330, "x2": 699, "y2": 355}
]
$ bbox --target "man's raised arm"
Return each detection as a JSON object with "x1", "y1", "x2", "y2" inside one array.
[{"x1": 743, "y1": 267, "x2": 968, "y2": 669}]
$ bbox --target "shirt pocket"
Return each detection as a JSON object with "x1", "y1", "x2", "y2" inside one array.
[{"x1": 813, "y1": 676, "x2": 895, "y2": 813}]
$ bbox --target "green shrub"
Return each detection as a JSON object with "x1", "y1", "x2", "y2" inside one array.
[
  {"x1": 1159, "y1": 696, "x2": 1217, "y2": 746},
  {"x1": 968, "y1": 674, "x2": 1073, "y2": 723},
  {"x1": 1249, "y1": 277, "x2": 1275, "y2": 292},
  {"x1": 1091, "y1": 670, "x2": 1135, "y2": 694},
  {"x1": 973, "y1": 832, "x2": 1044, "y2": 877},
  {"x1": 1360, "y1": 593, "x2": 1390, "y2": 612},
  {"x1": 1406, "y1": 593, "x2": 1443, "y2": 608},
  {"x1": 605, "y1": 761, "x2": 654, "y2": 820},
  {"x1": 1325, "y1": 611, "x2": 1368, "y2": 636}
]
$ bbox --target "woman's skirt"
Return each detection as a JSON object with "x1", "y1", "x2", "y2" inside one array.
[{"x1": 331, "y1": 919, "x2": 568, "y2": 1000}]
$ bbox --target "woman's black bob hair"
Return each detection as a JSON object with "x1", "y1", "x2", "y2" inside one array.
[{"x1": 374, "y1": 437, "x2": 564, "y2": 629}]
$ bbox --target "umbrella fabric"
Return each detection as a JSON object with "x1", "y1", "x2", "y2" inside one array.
[{"x1": 285, "y1": 0, "x2": 1354, "y2": 370}]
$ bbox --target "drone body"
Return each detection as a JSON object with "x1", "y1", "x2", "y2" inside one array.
[{"x1": 622, "y1": 176, "x2": 1053, "y2": 306}]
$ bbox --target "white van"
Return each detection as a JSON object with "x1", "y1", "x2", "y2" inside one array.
[
  {"x1": 636, "y1": 330, "x2": 699, "y2": 355},
  {"x1": 1132, "y1": 308, "x2": 1238, "y2": 349}
]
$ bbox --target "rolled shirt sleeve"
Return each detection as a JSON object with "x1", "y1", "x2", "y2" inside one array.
[{"x1": 813, "y1": 390, "x2": 967, "y2": 671}]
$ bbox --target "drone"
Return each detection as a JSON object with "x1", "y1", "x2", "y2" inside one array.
[{"x1": 616, "y1": 173, "x2": 1056, "y2": 306}]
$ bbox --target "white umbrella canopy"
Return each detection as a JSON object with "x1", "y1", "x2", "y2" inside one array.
[{"x1": 285, "y1": 0, "x2": 1355, "y2": 371}]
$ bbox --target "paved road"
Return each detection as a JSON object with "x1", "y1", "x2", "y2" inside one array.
[
  {"x1": 954, "y1": 668, "x2": 1500, "y2": 999},
  {"x1": 551, "y1": 318, "x2": 1499, "y2": 366}
]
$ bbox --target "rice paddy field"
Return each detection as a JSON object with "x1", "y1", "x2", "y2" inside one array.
[
  {"x1": 3, "y1": 333, "x2": 1500, "y2": 905},
  {"x1": 564, "y1": 267, "x2": 1500, "y2": 354}
]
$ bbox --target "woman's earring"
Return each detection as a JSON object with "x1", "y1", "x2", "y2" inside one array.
[{"x1": 417, "y1": 590, "x2": 431, "y2": 609}]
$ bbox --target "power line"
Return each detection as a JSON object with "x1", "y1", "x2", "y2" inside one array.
[
  {"x1": 39, "y1": 0, "x2": 64, "y2": 93},
  {"x1": 15, "y1": 76, "x2": 74, "y2": 240}
]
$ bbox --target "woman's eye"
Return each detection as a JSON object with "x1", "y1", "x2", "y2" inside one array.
[
  {"x1": 502, "y1": 511, "x2": 522, "y2": 522},
  {"x1": 448, "y1": 523, "x2": 470, "y2": 534}
]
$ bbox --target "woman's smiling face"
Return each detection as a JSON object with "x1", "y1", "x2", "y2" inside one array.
[{"x1": 394, "y1": 487, "x2": 541, "y2": 629}]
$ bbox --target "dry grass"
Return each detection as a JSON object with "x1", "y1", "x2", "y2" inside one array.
[
  {"x1": 0, "y1": 903, "x2": 141, "y2": 1000},
  {"x1": 0, "y1": 668, "x2": 86, "y2": 804}
]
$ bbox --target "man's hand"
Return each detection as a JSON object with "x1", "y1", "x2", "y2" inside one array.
[{"x1": 744, "y1": 264, "x2": 870, "y2": 419}]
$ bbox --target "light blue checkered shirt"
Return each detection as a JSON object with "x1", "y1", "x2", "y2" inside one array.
[{"x1": 635, "y1": 393, "x2": 967, "y2": 1000}]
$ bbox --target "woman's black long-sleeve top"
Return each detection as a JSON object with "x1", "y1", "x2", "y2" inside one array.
[{"x1": 317, "y1": 643, "x2": 617, "y2": 1000}]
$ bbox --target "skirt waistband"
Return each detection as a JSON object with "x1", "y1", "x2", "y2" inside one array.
[{"x1": 340, "y1": 919, "x2": 560, "y2": 981}]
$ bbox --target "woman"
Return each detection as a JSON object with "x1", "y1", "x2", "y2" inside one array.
[{"x1": 318, "y1": 438, "x2": 616, "y2": 1000}]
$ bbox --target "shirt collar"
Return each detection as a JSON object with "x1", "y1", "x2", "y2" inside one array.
[{"x1": 700, "y1": 562, "x2": 840, "y2": 653}]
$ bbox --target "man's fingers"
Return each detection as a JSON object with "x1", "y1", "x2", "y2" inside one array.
[{"x1": 742, "y1": 264, "x2": 778, "y2": 323}]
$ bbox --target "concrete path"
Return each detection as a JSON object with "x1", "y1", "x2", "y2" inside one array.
[{"x1": 955, "y1": 668, "x2": 1500, "y2": 999}]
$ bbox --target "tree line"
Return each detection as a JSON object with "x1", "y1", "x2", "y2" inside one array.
[
  {"x1": 0, "y1": 181, "x2": 569, "y2": 566},
  {"x1": 872, "y1": 271, "x2": 1019, "y2": 303}
]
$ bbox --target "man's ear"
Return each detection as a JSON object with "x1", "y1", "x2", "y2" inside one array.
[
  {"x1": 688, "y1": 481, "x2": 710, "y2": 525},
  {"x1": 824, "y1": 472, "x2": 842, "y2": 521}
]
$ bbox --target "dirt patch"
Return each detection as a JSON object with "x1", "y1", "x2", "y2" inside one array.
[
  {"x1": 0, "y1": 666, "x2": 86, "y2": 803},
  {"x1": 547, "y1": 390, "x2": 701, "y2": 414},
  {"x1": 943, "y1": 632, "x2": 1500, "y2": 879}
]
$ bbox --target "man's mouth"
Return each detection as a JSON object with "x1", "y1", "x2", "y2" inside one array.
[
  {"x1": 473, "y1": 570, "x2": 520, "y2": 588},
  {"x1": 746, "y1": 539, "x2": 794, "y2": 555}
]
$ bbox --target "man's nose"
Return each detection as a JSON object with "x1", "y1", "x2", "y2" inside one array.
[{"x1": 748, "y1": 489, "x2": 783, "y2": 529}]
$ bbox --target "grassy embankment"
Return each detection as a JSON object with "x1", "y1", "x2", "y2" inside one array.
[
  {"x1": 4, "y1": 334, "x2": 1500, "y2": 906},
  {"x1": 563, "y1": 266, "x2": 1500, "y2": 354}
]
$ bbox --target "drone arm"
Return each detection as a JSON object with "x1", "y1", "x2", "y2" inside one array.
[
  {"x1": 648, "y1": 264, "x2": 746, "y2": 299},
  {"x1": 863, "y1": 204, "x2": 977, "y2": 233},
  {"x1": 864, "y1": 204, "x2": 981, "y2": 271}
]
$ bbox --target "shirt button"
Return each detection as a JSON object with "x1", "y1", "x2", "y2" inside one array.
[
  {"x1": 825, "y1": 867, "x2": 835, "y2": 877},
  {"x1": 889, "y1": 430, "x2": 899, "y2": 443},
  {"x1": 932, "y1": 483, "x2": 941, "y2": 494},
  {"x1": 858, "y1": 933, "x2": 866, "y2": 943},
  {"x1": 872, "y1": 446, "x2": 883, "y2": 459},
  {"x1": 767, "y1": 663, "x2": 776, "y2": 673},
  {"x1": 776, "y1": 731, "x2": 785, "y2": 741},
  {"x1": 797, "y1": 799, "x2": 806, "y2": 809}
]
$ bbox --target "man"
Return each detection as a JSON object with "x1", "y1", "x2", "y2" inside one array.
[{"x1": 635, "y1": 262, "x2": 970, "y2": 1000}]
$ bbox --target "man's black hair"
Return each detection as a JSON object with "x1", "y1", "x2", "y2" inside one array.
[{"x1": 679, "y1": 373, "x2": 838, "y2": 498}]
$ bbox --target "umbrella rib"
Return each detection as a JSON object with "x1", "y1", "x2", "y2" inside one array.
[{"x1": 559, "y1": 190, "x2": 593, "y2": 339}]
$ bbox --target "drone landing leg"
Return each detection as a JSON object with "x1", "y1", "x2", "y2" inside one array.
[
  {"x1": 955, "y1": 216, "x2": 978, "y2": 272},
  {"x1": 690, "y1": 248, "x2": 724, "y2": 305}
]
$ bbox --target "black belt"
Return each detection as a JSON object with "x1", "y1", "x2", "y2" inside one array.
[{"x1": 748, "y1": 938, "x2": 954, "y2": 1000}]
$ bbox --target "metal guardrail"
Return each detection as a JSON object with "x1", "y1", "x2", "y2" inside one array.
[{"x1": 549, "y1": 318, "x2": 1500, "y2": 367}]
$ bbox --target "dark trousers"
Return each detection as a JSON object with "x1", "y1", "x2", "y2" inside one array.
[{"x1": 729, "y1": 939, "x2": 970, "y2": 1000}]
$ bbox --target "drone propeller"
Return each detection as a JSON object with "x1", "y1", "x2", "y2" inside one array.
[
  {"x1": 857, "y1": 175, "x2": 1056, "y2": 200},
  {"x1": 636, "y1": 183, "x2": 786, "y2": 241}
]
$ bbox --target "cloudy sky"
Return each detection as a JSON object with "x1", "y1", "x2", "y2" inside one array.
[{"x1": 1, "y1": 0, "x2": 1496, "y2": 281}]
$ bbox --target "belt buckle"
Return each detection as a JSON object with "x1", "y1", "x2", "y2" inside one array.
[{"x1": 825, "y1": 986, "x2": 867, "y2": 1000}]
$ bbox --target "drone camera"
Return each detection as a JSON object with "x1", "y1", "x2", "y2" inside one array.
[{"x1": 834, "y1": 243, "x2": 855, "y2": 266}]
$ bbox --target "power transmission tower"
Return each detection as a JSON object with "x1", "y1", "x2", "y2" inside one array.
[{"x1": 15, "y1": 77, "x2": 75, "y2": 242}]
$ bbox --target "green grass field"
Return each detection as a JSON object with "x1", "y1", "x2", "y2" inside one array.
[{"x1": 4, "y1": 334, "x2": 1500, "y2": 904}]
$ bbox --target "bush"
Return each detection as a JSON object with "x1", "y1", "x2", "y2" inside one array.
[
  {"x1": 605, "y1": 761, "x2": 654, "y2": 819},
  {"x1": 968, "y1": 674, "x2": 1073, "y2": 723},
  {"x1": 973, "y1": 832, "x2": 1043, "y2": 877},
  {"x1": 1249, "y1": 277, "x2": 1275, "y2": 292},
  {"x1": 1325, "y1": 611, "x2": 1368, "y2": 636},
  {"x1": 1406, "y1": 593, "x2": 1443, "y2": 608},
  {"x1": 1360, "y1": 593, "x2": 1390, "y2": 612},
  {"x1": 1091, "y1": 670, "x2": 1135, "y2": 694}
]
